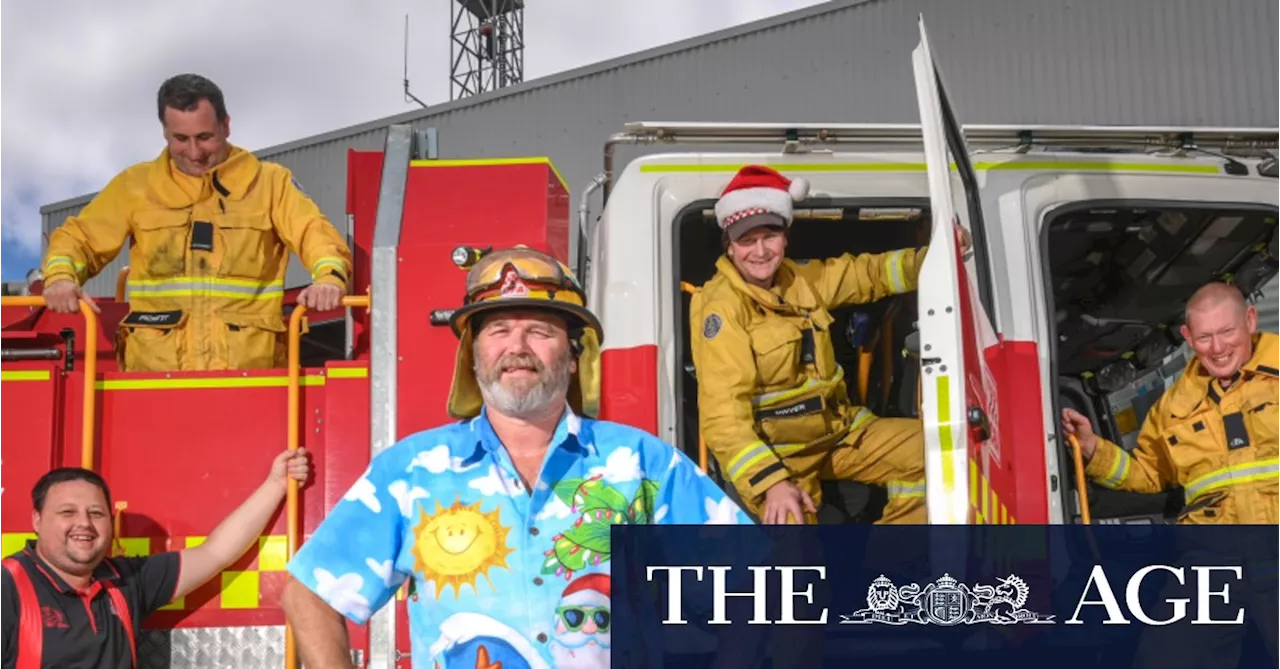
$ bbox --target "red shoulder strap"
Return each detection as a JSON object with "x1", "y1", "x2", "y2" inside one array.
[
  {"x1": 102, "y1": 579, "x2": 137, "y2": 668},
  {"x1": 3, "y1": 557, "x2": 44, "y2": 669}
]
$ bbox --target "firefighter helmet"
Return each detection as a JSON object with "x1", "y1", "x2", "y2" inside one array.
[{"x1": 446, "y1": 245, "x2": 602, "y2": 419}]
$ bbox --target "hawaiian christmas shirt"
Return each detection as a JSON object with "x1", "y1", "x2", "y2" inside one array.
[{"x1": 286, "y1": 406, "x2": 753, "y2": 669}]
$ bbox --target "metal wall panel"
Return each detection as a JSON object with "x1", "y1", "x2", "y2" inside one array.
[{"x1": 40, "y1": 0, "x2": 1279, "y2": 298}]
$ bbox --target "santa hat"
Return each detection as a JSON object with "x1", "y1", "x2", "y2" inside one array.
[
  {"x1": 714, "y1": 165, "x2": 810, "y2": 241},
  {"x1": 561, "y1": 573, "x2": 611, "y2": 606}
]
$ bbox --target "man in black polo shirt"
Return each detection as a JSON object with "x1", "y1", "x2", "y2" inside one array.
[{"x1": 2, "y1": 448, "x2": 311, "y2": 669}]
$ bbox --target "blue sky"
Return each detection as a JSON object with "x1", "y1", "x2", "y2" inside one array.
[{"x1": 0, "y1": 0, "x2": 826, "y2": 282}]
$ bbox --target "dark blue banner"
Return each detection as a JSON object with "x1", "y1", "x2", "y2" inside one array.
[{"x1": 610, "y1": 525, "x2": 1277, "y2": 669}]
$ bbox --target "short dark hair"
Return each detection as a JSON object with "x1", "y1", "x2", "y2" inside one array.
[
  {"x1": 157, "y1": 74, "x2": 228, "y2": 123},
  {"x1": 32, "y1": 468, "x2": 112, "y2": 513}
]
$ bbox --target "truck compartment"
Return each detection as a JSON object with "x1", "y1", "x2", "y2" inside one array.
[
  {"x1": 672, "y1": 197, "x2": 933, "y2": 522},
  {"x1": 1044, "y1": 201, "x2": 1278, "y2": 523}
]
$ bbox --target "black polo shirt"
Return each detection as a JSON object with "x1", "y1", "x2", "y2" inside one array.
[{"x1": 2, "y1": 541, "x2": 180, "y2": 669}]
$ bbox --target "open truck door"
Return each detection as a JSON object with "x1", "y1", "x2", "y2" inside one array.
[{"x1": 911, "y1": 17, "x2": 1005, "y2": 525}]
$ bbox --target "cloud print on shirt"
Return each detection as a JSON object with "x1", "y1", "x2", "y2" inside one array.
[
  {"x1": 536, "y1": 495, "x2": 574, "y2": 521},
  {"x1": 704, "y1": 496, "x2": 742, "y2": 525},
  {"x1": 406, "y1": 445, "x2": 480, "y2": 475},
  {"x1": 314, "y1": 568, "x2": 372, "y2": 622},
  {"x1": 469, "y1": 464, "x2": 524, "y2": 496},
  {"x1": 387, "y1": 479, "x2": 429, "y2": 518},
  {"x1": 342, "y1": 471, "x2": 381, "y2": 514},
  {"x1": 588, "y1": 447, "x2": 644, "y2": 483}
]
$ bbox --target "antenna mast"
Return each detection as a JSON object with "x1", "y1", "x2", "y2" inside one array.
[{"x1": 450, "y1": 0, "x2": 525, "y2": 100}]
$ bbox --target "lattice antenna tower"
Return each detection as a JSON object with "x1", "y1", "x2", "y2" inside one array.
[{"x1": 450, "y1": 0, "x2": 525, "y2": 100}]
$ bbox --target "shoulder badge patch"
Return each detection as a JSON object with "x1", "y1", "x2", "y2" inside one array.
[{"x1": 702, "y1": 313, "x2": 723, "y2": 340}]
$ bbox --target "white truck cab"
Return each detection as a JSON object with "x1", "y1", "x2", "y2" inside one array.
[{"x1": 582, "y1": 19, "x2": 1279, "y2": 525}]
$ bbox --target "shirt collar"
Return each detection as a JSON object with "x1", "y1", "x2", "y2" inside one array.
[
  {"x1": 470, "y1": 404, "x2": 595, "y2": 459},
  {"x1": 22, "y1": 540, "x2": 121, "y2": 594}
]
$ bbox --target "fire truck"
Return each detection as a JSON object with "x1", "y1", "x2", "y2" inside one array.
[{"x1": 2, "y1": 20, "x2": 1276, "y2": 668}]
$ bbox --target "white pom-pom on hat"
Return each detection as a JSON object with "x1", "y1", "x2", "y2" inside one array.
[{"x1": 788, "y1": 176, "x2": 810, "y2": 201}]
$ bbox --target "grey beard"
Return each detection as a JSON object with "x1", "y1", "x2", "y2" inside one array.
[{"x1": 475, "y1": 348, "x2": 573, "y2": 420}]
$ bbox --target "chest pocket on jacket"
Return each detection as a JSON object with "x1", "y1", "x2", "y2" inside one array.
[
  {"x1": 216, "y1": 211, "x2": 278, "y2": 278},
  {"x1": 1242, "y1": 380, "x2": 1278, "y2": 453},
  {"x1": 750, "y1": 319, "x2": 804, "y2": 384},
  {"x1": 1162, "y1": 409, "x2": 1223, "y2": 486},
  {"x1": 132, "y1": 210, "x2": 190, "y2": 278}
]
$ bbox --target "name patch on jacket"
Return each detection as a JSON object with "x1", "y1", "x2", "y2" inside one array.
[
  {"x1": 190, "y1": 221, "x2": 214, "y2": 252},
  {"x1": 1222, "y1": 412, "x2": 1250, "y2": 449},
  {"x1": 123, "y1": 311, "x2": 184, "y2": 327},
  {"x1": 756, "y1": 396, "x2": 823, "y2": 421}
]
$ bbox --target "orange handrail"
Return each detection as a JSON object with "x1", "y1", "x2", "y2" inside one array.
[
  {"x1": 1, "y1": 296, "x2": 99, "y2": 470},
  {"x1": 115, "y1": 266, "x2": 130, "y2": 302},
  {"x1": 284, "y1": 294, "x2": 370, "y2": 669},
  {"x1": 1067, "y1": 433, "x2": 1092, "y2": 524}
]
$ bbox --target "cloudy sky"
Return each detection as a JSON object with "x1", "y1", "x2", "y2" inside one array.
[{"x1": 0, "y1": 0, "x2": 827, "y2": 280}]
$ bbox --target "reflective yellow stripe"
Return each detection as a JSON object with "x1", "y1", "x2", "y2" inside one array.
[
  {"x1": 1095, "y1": 448, "x2": 1133, "y2": 489},
  {"x1": 311, "y1": 257, "x2": 347, "y2": 277},
  {"x1": 936, "y1": 375, "x2": 955, "y2": 489},
  {"x1": 753, "y1": 367, "x2": 845, "y2": 407},
  {"x1": 969, "y1": 460, "x2": 1016, "y2": 525},
  {"x1": 884, "y1": 248, "x2": 908, "y2": 294},
  {"x1": 728, "y1": 409, "x2": 874, "y2": 483},
  {"x1": 726, "y1": 441, "x2": 774, "y2": 481},
  {"x1": 44, "y1": 256, "x2": 85, "y2": 273},
  {"x1": 1, "y1": 370, "x2": 51, "y2": 382},
  {"x1": 326, "y1": 367, "x2": 369, "y2": 379},
  {"x1": 220, "y1": 571, "x2": 260, "y2": 609},
  {"x1": 97, "y1": 375, "x2": 325, "y2": 391},
  {"x1": 411, "y1": 157, "x2": 569, "y2": 194},
  {"x1": 638, "y1": 161, "x2": 1221, "y2": 174},
  {"x1": 1185, "y1": 457, "x2": 1280, "y2": 502},
  {"x1": 887, "y1": 480, "x2": 926, "y2": 499},
  {"x1": 127, "y1": 277, "x2": 284, "y2": 301}
]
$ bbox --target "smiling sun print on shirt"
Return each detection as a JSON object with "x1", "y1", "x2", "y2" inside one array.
[{"x1": 414, "y1": 497, "x2": 514, "y2": 599}]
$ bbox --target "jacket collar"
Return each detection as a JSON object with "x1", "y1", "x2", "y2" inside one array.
[
  {"x1": 1167, "y1": 332, "x2": 1279, "y2": 416},
  {"x1": 147, "y1": 144, "x2": 261, "y2": 209},
  {"x1": 714, "y1": 255, "x2": 818, "y2": 313}
]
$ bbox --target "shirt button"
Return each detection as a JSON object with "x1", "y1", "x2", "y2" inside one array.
[
  {"x1": 537, "y1": 633, "x2": 548, "y2": 643},
  {"x1": 529, "y1": 527, "x2": 539, "y2": 536},
  {"x1": 533, "y1": 577, "x2": 544, "y2": 586}
]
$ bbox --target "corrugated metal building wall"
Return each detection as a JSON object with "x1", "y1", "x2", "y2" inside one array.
[{"x1": 40, "y1": 0, "x2": 1280, "y2": 326}]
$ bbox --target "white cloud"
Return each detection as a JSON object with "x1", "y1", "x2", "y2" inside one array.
[
  {"x1": 536, "y1": 495, "x2": 574, "y2": 521},
  {"x1": 588, "y1": 447, "x2": 644, "y2": 484},
  {"x1": 406, "y1": 445, "x2": 480, "y2": 475},
  {"x1": 2, "y1": 0, "x2": 827, "y2": 278},
  {"x1": 313, "y1": 568, "x2": 371, "y2": 622},
  {"x1": 342, "y1": 472, "x2": 381, "y2": 514},
  {"x1": 654, "y1": 504, "x2": 669, "y2": 523},
  {"x1": 704, "y1": 496, "x2": 742, "y2": 525},
  {"x1": 386, "y1": 479, "x2": 430, "y2": 518},
  {"x1": 469, "y1": 464, "x2": 524, "y2": 497},
  {"x1": 365, "y1": 558, "x2": 398, "y2": 589}
]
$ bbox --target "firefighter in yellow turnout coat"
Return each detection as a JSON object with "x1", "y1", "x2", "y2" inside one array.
[
  {"x1": 1064, "y1": 282, "x2": 1279, "y2": 525},
  {"x1": 690, "y1": 165, "x2": 940, "y2": 525},
  {"x1": 40, "y1": 74, "x2": 352, "y2": 372}
]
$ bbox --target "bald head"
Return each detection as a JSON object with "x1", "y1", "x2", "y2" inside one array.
[
  {"x1": 1185, "y1": 282, "x2": 1247, "y2": 322},
  {"x1": 1180, "y1": 281, "x2": 1257, "y2": 382}
]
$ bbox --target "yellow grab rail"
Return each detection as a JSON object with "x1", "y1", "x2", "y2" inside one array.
[
  {"x1": 1, "y1": 296, "x2": 100, "y2": 470},
  {"x1": 284, "y1": 294, "x2": 371, "y2": 669},
  {"x1": 1067, "y1": 433, "x2": 1092, "y2": 524},
  {"x1": 115, "y1": 266, "x2": 130, "y2": 302}
]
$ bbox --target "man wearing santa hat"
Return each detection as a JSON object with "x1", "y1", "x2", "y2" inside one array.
[{"x1": 689, "y1": 164, "x2": 968, "y2": 526}]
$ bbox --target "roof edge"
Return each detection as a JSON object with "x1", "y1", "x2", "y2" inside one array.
[
  {"x1": 252, "y1": 0, "x2": 869, "y2": 158},
  {"x1": 41, "y1": 0, "x2": 872, "y2": 214}
]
